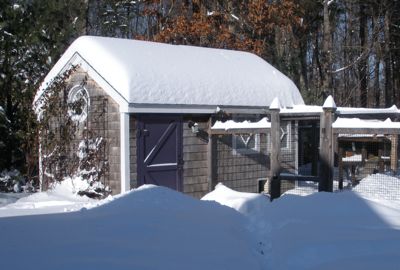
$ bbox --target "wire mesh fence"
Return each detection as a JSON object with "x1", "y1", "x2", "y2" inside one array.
[
  {"x1": 334, "y1": 134, "x2": 400, "y2": 200},
  {"x1": 279, "y1": 118, "x2": 321, "y2": 196},
  {"x1": 277, "y1": 117, "x2": 400, "y2": 200},
  {"x1": 210, "y1": 113, "x2": 400, "y2": 201}
]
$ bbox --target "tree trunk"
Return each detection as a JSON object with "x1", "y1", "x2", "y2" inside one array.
[
  {"x1": 372, "y1": 11, "x2": 381, "y2": 107},
  {"x1": 358, "y1": 1, "x2": 368, "y2": 107},
  {"x1": 322, "y1": 0, "x2": 332, "y2": 97},
  {"x1": 384, "y1": 1, "x2": 392, "y2": 107}
]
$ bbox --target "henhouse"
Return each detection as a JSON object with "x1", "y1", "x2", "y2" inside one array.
[{"x1": 35, "y1": 36, "x2": 400, "y2": 199}]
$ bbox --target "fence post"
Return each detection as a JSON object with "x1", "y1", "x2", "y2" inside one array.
[
  {"x1": 391, "y1": 135, "x2": 398, "y2": 173},
  {"x1": 338, "y1": 146, "x2": 343, "y2": 190},
  {"x1": 319, "y1": 96, "x2": 336, "y2": 192},
  {"x1": 269, "y1": 97, "x2": 281, "y2": 200},
  {"x1": 207, "y1": 117, "x2": 217, "y2": 191}
]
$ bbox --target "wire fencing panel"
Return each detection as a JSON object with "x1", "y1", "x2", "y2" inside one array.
[
  {"x1": 278, "y1": 117, "x2": 400, "y2": 201},
  {"x1": 211, "y1": 114, "x2": 271, "y2": 193},
  {"x1": 335, "y1": 134, "x2": 400, "y2": 200},
  {"x1": 279, "y1": 118, "x2": 320, "y2": 196}
]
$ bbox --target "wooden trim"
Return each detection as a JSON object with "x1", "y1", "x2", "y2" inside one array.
[
  {"x1": 337, "y1": 136, "x2": 391, "y2": 143},
  {"x1": 207, "y1": 117, "x2": 215, "y2": 191},
  {"x1": 270, "y1": 108, "x2": 281, "y2": 200},
  {"x1": 391, "y1": 135, "x2": 398, "y2": 172},
  {"x1": 333, "y1": 127, "x2": 400, "y2": 134},
  {"x1": 279, "y1": 173, "x2": 319, "y2": 182},
  {"x1": 338, "y1": 147, "x2": 343, "y2": 190},
  {"x1": 120, "y1": 113, "x2": 130, "y2": 193},
  {"x1": 319, "y1": 108, "x2": 335, "y2": 192}
]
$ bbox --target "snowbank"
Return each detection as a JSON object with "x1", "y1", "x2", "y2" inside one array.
[
  {"x1": 354, "y1": 174, "x2": 400, "y2": 201},
  {"x1": 1, "y1": 182, "x2": 400, "y2": 269},
  {"x1": 203, "y1": 183, "x2": 400, "y2": 269},
  {"x1": 260, "y1": 191, "x2": 400, "y2": 269},
  {"x1": 0, "y1": 185, "x2": 262, "y2": 270},
  {"x1": 0, "y1": 192, "x2": 30, "y2": 207},
  {"x1": 202, "y1": 183, "x2": 269, "y2": 216},
  {"x1": 0, "y1": 177, "x2": 98, "y2": 217}
]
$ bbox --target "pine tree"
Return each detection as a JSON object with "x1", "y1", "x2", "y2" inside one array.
[{"x1": 0, "y1": 0, "x2": 86, "y2": 181}]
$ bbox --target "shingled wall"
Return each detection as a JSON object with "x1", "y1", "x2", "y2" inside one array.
[{"x1": 67, "y1": 69, "x2": 121, "y2": 194}]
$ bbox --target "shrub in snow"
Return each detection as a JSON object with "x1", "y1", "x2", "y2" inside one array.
[
  {"x1": 48, "y1": 176, "x2": 108, "y2": 199},
  {"x1": 0, "y1": 169, "x2": 31, "y2": 193},
  {"x1": 75, "y1": 136, "x2": 110, "y2": 198}
]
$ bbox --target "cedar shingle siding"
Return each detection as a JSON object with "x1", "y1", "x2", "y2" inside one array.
[
  {"x1": 214, "y1": 133, "x2": 269, "y2": 193},
  {"x1": 69, "y1": 70, "x2": 121, "y2": 194}
]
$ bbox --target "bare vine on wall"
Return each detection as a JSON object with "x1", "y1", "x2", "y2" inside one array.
[{"x1": 36, "y1": 66, "x2": 109, "y2": 198}]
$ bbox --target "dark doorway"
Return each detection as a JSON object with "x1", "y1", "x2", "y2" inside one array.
[
  {"x1": 137, "y1": 115, "x2": 183, "y2": 191},
  {"x1": 298, "y1": 120, "x2": 320, "y2": 176}
]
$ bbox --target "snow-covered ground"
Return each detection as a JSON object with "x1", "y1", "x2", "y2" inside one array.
[
  {"x1": 1, "y1": 177, "x2": 400, "y2": 269},
  {"x1": 0, "y1": 177, "x2": 102, "y2": 217}
]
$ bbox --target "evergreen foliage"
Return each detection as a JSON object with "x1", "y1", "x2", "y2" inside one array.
[{"x1": 0, "y1": 0, "x2": 86, "y2": 182}]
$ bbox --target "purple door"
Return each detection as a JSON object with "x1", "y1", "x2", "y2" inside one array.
[{"x1": 137, "y1": 115, "x2": 183, "y2": 191}]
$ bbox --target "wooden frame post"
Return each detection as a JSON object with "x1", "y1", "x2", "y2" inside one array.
[
  {"x1": 269, "y1": 98, "x2": 281, "y2": 200},
  {"x1": 319, "y1": 96, "x2": 336, "y2": 192},
  {"x1": 338, "y1": 146, "x2": 343, "y2": 190},
  {"x1": 391, "y1": 135, "x2": 398, "y2": 173},
  {"x1": 378, "y1": 147, "x2": 384, "y2": 173},
  {"x1": 207, "y1": 117, "x2": 216, "y2": 191},
  {"x1": 120, "y1": 112, "x2": 130, "y2": 193},
  {"x1": 311, "y1": 122, "x2": 319, "y2": 176}
]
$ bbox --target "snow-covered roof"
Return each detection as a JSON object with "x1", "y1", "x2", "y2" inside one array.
[
  {"x1": 333, "y1": 117, "x2": 400, "y2": 129},
  {"x1": 36, "y1": 36, "x2": 304, "y2": 113},
  {"x1": 337, "y1": 105, "x2": 400, "y2": 115},
  {"x1": 280, "y1": 105, "x2": 323, "y2": 114},
  {"x1": 211, "y1": 117, "x2": 271, "y2": 132},
  {"x1": 280, "y1": 105, "x2": 400, "y2": 116}
]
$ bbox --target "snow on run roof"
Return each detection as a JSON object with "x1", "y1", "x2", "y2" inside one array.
[
  {"x1": 211, "y1": 117, "x2": 271, "y2": 131},
  {"x1": 280, "y1": 105, "x2": 400, "y2": 116},
  {"x1": 36, "y1": 36, "x2": 304, "y2": 110},
  {"x1": 337, "y1": 105, "x2": 400, "y2": 115},
  {"x1": 280, "y1": 105, "x2": 322, "y2": 114},
  {"x1": 333, "y1": 117, "x2": 400, "y2": 129}
]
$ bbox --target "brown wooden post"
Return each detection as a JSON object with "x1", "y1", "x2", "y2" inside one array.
[
  {"x1": 391, "y1": 134, "x2": 398, "y2": 173},
  {"x1": 378, "y1": 147, "x2": 384, "y2": 173},
  {"x1": 311, "y1": 122, "x2": 319, "y2": 176},
  {"x1": 361, "y1": 144, "x2": 367, "y2": 166},
  {"x1": 207, "y1": 117, "x2": 216, "y2": 191},
  {"x1": 319, "y1": 96, "x2": 336, "y2": 192},
  {"x1": 338, "y1": 146, "x2": 343, "y2": 190},
  {"x1": 351, "y1": 165, "x2": 356, "y2": 185},
  {"x1": 269, "y1": 98, "x2": 281, "y2": 200}
]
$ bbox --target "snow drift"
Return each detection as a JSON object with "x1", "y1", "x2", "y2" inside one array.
[
  {"x1": 1, "y1": 181, "x2": 400, "y2": 269},
  {"x1": 0, "y1": 185, "x2": 262, "y2": 270}
]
